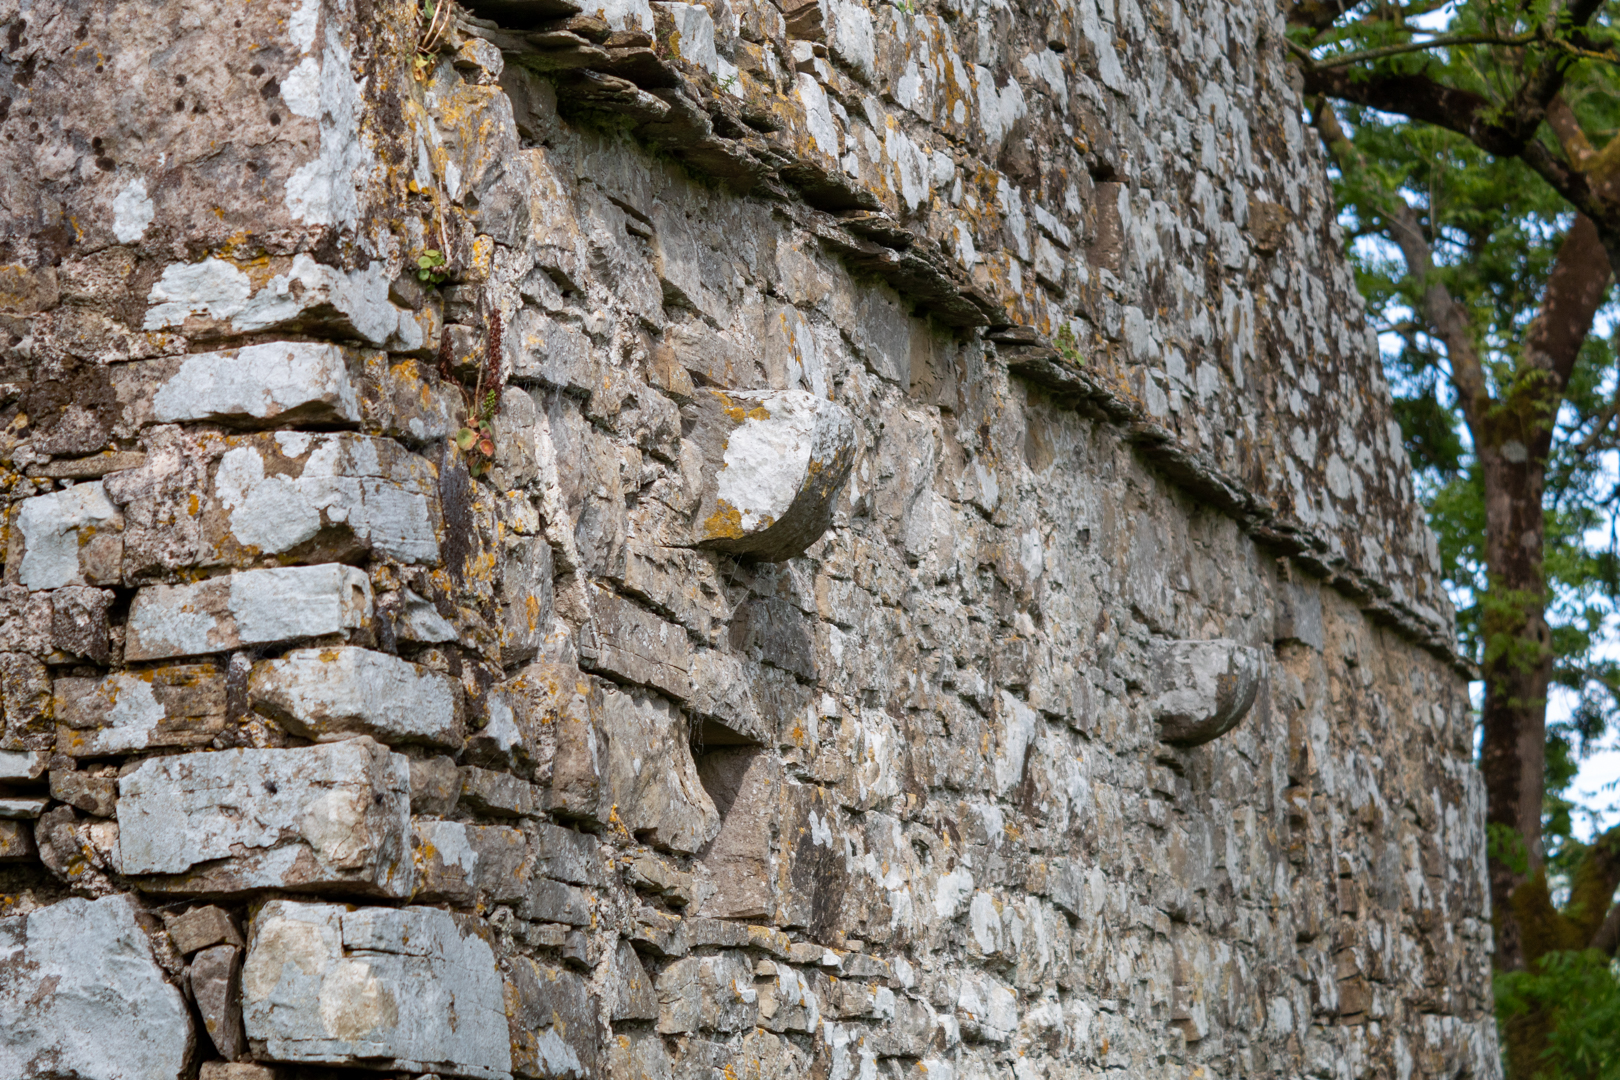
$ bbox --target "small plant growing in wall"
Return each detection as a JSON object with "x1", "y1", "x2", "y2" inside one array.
[
  {"x1": 446, "y1": 311, "x2": 505, "y2": 478},
  {"x1": 415, "y1": 249, "x2": 450, "y2": 285},
  {"x1": 1053, "y1": 322, "x2": 1082, "y2": 366}
]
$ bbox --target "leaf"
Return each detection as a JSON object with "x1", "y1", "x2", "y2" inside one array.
[
  {"x1": 455, "y1": 427, "x2": 477, "y2": 451},
  {"x1": 478, "y1": 437, "x2": 496, "y2": 457}
]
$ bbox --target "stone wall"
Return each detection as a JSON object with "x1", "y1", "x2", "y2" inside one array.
[{"x1": 0, "y1": 0, "x2": 1497, "y2": 1078}]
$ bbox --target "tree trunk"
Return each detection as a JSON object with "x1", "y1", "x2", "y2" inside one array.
[{"x1": 1476, "y1": 441, "x2": 1553, "y2": 973}]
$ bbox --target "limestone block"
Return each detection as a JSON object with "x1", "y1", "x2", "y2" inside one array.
[
  {"x1": 756, "y1": 963, "x2": 822, "y2": 1034},
  {"x1": 116, "y1": 738, "x2": 412, "y2": 896},
  {"x1": 56, "y1": 665, "x2": 228, "y2": 757},
  {"x1": 0, "y1": 894, "x2": 194, "y2": 1080},
  {"x1": 410, "y1": 755, "x2": 463, "y2": 815},
  {"x1": 600, "y1": 687, "x2": 720, "y2": 854},
  {"x1": 10, "y1": 480, "x2": 123, "y2": 590},
  {"x1": 147, "y1": 342, "x2": 362, "y2": 427},
  {"x1": 99, "y1": 433, "x2": 440, "y2": 581},
  {"x1": 192, "y1": 943, "x2": 247, "y2": 1060},
  {"x1": 655, "y1": 951, "x2": 757, "y2": 1034},
  {"x1": 606, "y1": 1031, "x2": 674, "y2": 1080},
  {"x1": 688, "y1": 649, "x2": 769, "y2": 744},
  {"x1": 695, "y1": 748, "x2": 779, "y2": 920},
  {"x1": 528, "y1": 821, "x2": 608, "y2": 887},
  {"x1": 0, "y1": 819, "x2": 35, "y2": 860},
  {"x1": 520, "y1": 877, "x2": 594, "y2": 926},
  {"x1": 242, "y1": 901, "x2": 512, "y2": 1079},
  {"x1": 0, "y1": 795, "x2": 48, "y2": 818},
  {"x1": 956, "y1": 972, "x2": 1018, "y2": 1042},
  {"x1": 688, "y1": 388, "x2": 856, "y2": 561},
  {"x1": 164, "y1": 905, "x2": 244, "y2": 955},
  {"x1": 248, "y1": 647, "x2": 462, "y2": 748},
  {"x1": 460, "y1": 765, "x2": 545, "y2": 818},
  {"x1": 611, "y1": 940, "x2": 659, "y2": 1021},
  {"x1": 50, "y1": 769, "x2": 117, "y2": 817},
  {"x1": 508, "y1": 305, "x2": 598, "y2": 396},
  {"x1": 412, "y1": 820, "x2": 530, "y2": 904},
  {"x1": 52, "y1": 585, "x2": 113, "y2": 663},
  {"x1": 578, "y1": 588, "x2": 692, "y2": 699},
  {"x1": 504, "y1": 956, "x2": 600, "y2": 1080},
  {"x1": 471, "y1": 661, "x2": 604, "y2": 813},
  {"x1": 0, "y1": 748, "x2": 47, "y2": 781},
  {"x1": 1151, "y1": 639, "x2": 1264, "y2": 747},
  {"x1": 497, "y1": 530, "x2": 553, "y2": 666},
  {"x1": 359, "y1": 353, "x2": 463, "y2": 445},
  {"x1": 124, "y1": 565, "x2": 372, "y2": 661},
  {"x1": 0, "y1": 651, "x2": 53, "y2": 750},
  {"x1": 0, "y1": 585, "x2": 54, "y2": 656}
]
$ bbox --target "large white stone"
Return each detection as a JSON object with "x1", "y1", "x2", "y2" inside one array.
[
  {"x1": 242, "y1": 901, "x2": 512, "y2": 1080},
  {"x1": 688, "y1": 388, "x2": 856, "y2": 561},
  {"x1": 0, "y1": 894, "x2": 194, "y2": 1080},
  {"x1": 249, "y1": 647, "x2": 461, "y2": 748},
  {"x1": 1150, "y1": 639, "x2": 1264, "y2": 747},
  {"x1": 124, "y1": 564, "x2": 372, "y2": 661},
  {"x1": 150, "y1": 342, "x2": 362, "y2": 426},
  {"x1": 12, "y1": 481, "x2": 122, "y2": 591},
  {"x1": 116, "y1": 737, "x2": 412, "y2": 896}
]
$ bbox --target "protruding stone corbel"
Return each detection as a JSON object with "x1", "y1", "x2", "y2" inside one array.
[
  {"x1": 1151, "y1": 639, "x2": 1264, "y2": 747},
  {"x1": 688, "y1": 388, "x2": 856, "y2": 562}
]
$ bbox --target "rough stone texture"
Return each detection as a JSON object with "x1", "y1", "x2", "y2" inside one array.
[
  {"x1": 0, "y1": 894, "x2": 194, "y2": 1080},
  {"x1": 116, "y1": 738, "x2": 413, "y2": 896},
  {"x1": 193, "y1": 943, "x2": 248, "y2": 1061},
  {"x1": 248, "y1": 646, "x2": 463, "y2": 748},
  {"x1": 0, "y1": 0, "x2": 1497, "y2": 1076},
  {"x1": 688, "y1": 388, "x2": 857, "y2": 560},
  {"x1": 242, "y1": 901, "x2": 512, "y2": 1079},
  {"x1": 125, "y1": 565, "x2": 373, "y2": 661}
]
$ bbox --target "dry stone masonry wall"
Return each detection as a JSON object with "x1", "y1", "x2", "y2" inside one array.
[{"x1": 0, "y1": 0, "x2": 1496, "y2": 1078}]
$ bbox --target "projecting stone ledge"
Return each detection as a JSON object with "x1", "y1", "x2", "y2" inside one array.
[
  {"x1": 688, "y1": 388, "x2": 856, "y2": 562},
  {"x1": 242, "y1": 901, "x2": 512, "y2": 1080},
  {"x1": 0, "y1": 894, "x2": 194, "y2": 1080},
  {"x1": 1151, "y1": 639, "x2": 1264, "y2": 747}
]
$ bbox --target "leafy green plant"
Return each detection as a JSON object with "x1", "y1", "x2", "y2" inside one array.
[
  {"x1": 415, "y1": 249, "x2": 449, "y2": 285},
  {"x1": 1496, "y1": 951, "x2": 1620, "y2": 1080}
]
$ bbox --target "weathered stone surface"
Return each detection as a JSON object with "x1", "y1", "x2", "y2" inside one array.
[
  {"x1": 10, "y1": 481, "x2": 124, "y2": 591},
  {"x1": 148, "y1": 342, "x2": 362, "y2": 427},
  {"x1": 192, "y1": 943, "x2": 247, "y2": 1060},
  {"x1": 0, "y1": 748, "x2": 47, "y2": 781},
  {"x1": 695, "y1": 748, "x2": 779, "y2": 919},
  {"x1": 460, "y1": 765, "x2": 544, "y2": 819},
  {"x1": 0, "y1": 894, "x2": 194, "y2": 1080},
  {"x1": 51, "y1": 585, "x2": 113, "y2": 663},
  {"x1": 102, "y1": 433, "x2": 443, "y2": 579},
  {"x1": 611, "y1": 940, "x2": 659, "y2": 1022},
  {"x1": 412, "y1": 820, "x2": 530, "y2": 904},
  {"x1": 242, "y1": 901, "x2": 512, "y2": 1079},
  {"x1": 164, "y1": 905, "x2": 244, "y2": 956},
  {"x1": 0, "y1": 651, "x2": 52, "y2": 750},
  {"x1": 600, "y1": 687, "x2": 719, "y2": 854},
  {"x1": 117, "y1": 738, "x2": 412, "y2": 896},
  {"x1": 527, "y1": 820, "x2": 607, "y2": 887},
  {"x1": 688, "y1": 389, "x2": 856, "y2": 561},
  {"x1": 656, "y1": 951, "x2": 757, "y2": 1034},
  {"x1": 472, "y1": 660, "x2": 602, "y2": 791},
  {"x1": 1151, "y1": 639, "x2": 1265, "y2": 746},
  {"x1": 125, "y1": 565, "x2": 373, "y2": 661},
  {"x1": 504, "y1": 956, "x2": 600, "y2": 1080},
  {"x1": 56, "y1": 665, "x2": 227, "y2": 757},
  {"x1": 50, "y1": 768, "x2": 118, "y2": 816},
  {"x1": 0, "y1": 819, "x2": 36, "y2": 860},
  {"x1": 578, "y1": 587, "x2": 692, "y2": 699},
  {"x1": 248, "y1": 647, "x2": 462, "y2": 748},
  {"x1": 410, "y1": 754, "x2": 463, "y2": 815}
]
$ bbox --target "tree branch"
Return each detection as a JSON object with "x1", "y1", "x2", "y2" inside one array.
[
  {"x1": 1311, "y1": 99, "x2": 1490, "y2": 426},
  {"x1": 1522, "y1": 213, "x2": 1613, "y2": 462}
]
